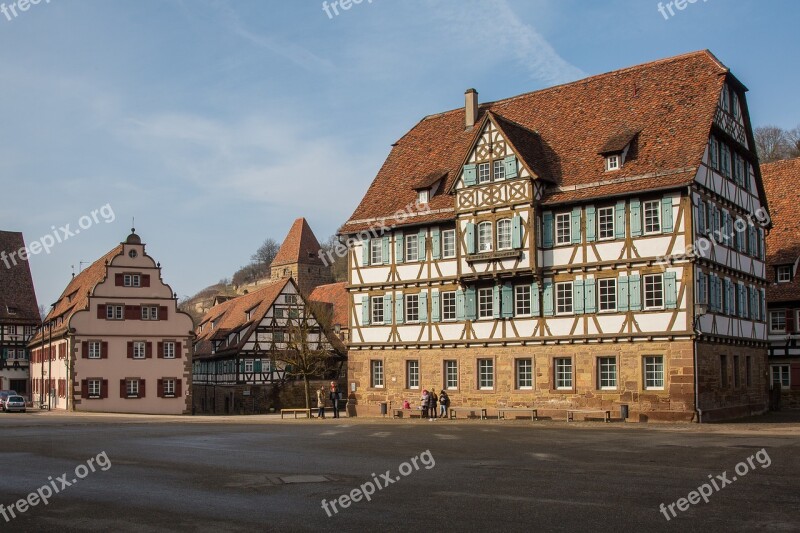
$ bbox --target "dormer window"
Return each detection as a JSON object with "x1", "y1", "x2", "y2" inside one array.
[
  {"x1": 605, "y1": 155, "x2": 620, "y2": 171},
  {"x1": 417, "y1": 189, "x2": 429, "y2": 204},
  {"x1": 777, "y1": 265, "x2": 792, "y2": 283}
]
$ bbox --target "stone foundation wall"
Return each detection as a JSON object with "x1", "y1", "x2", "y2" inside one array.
[
  {"x1": 192, "y1": 379, "x2": 345, "y2": 415},
  {"x1": 695, "y1": 342, "x2": 768, "y2": 421}
]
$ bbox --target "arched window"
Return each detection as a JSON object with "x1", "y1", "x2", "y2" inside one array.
[
  {"x1": 497, "y1": 219, "x2": 512, "y2": 250},
  {"x1": 478, "y1": 221, "x2": 493, "y2": 252}
]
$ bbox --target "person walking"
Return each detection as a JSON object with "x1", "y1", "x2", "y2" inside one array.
[
  {"x1": 429, "y1": 388, "x2": 438, "y2": 419},
  {"x1": 439, "y1": 390, "x2": 449, "y2": 419},
  {"x1": 329, "y1": 381, "x2": 340, "y2": 418},
  {"x1": 316, "y1": 386, "x2": 326, "y2": 419}
]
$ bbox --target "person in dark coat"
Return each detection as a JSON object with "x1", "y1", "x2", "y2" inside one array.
[
  {"x1": 328, "y1": 381, "x2": 340, "y2": 418},
  {"x1": 429, "y1": 387, "x2": 438, "y2": 419}
]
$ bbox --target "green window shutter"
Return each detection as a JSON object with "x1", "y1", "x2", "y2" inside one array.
[
  {"x1": 254, "y1": 360, "x2": 262, "y2": 373},
  {"x1": 758, "y1": 229, "x2": 765, "y2": 260},
  {"x1": 736, "y1": 220, "x2": 744, "y2": 251},
  {"x1": 361, "y1": 295, "x2": 370, "y2": 325},
  {"x1": 708, "y1": 276, "x2": 716, "y2": 312},
  {"x1": 239, "y1": 359, "x2": 244, "y2": 373},
  {"x1": 465, "y1": 287, "x2": 477, "y2": 321},
  {"x1": 466, "y1": 223, "x2": 476, "y2": 254},
  {"x1": 431, "y1": 228, "x2": 441, "y2": 260},
  {"x1": 747, "y1": 286, "x2": 755, "y2": 320},
  {"x1": 431, "y1": 291, "x2": 440, "y2": 322},
  {"x1": 618, "y1": 277, "x2": 630, "y2": 312},
  {"x1": 697, "y1": 201, "x2": 706, "y2": 235},
  {"x1": 395, "y1": 234, "x2": 404, "y2": 263},
  {"x1": 463, "y1": 164, "x2": 477, "y2": 186},
  {"x1": 574, "y1": 280, "x2": 585, "y2": 315},
  {"x1": 456, "y1": 289, "x2": 465, "y2": 321},
  {"x1": 419, "y1": 291, "x2": 428, "y2": 322},
  {"x1": 662, "y1": 196, "x2": 673, "y2": 233},
  {"x1": 418, "y1": 229, "x2": 427, "y2": 259},
  {"x1": 542, "y1": 212, "x2": 554, "y2": 248},
  {"x1": 384, "y1": 294, "x2": 393, "y2": 325},
  {"x1": 362, "y1": 239, "x2": 370, "y2": 266},
  {"x1": 501, "y1": 283, "x2": 513, "y2": 318},
  {"x1": 586, "y1": 206, "x2": 596, "y2": 242},
  {"x1": 531, "y1": 282, "x2": 540, "y2": 316},
  {"x1": 493, "y1": 285, "x2": 501, "y2": 319},
  {"x1": 382, "y1": 237, "x2": 390, "y2": 265},
  {"x1": 584, "y1": 278, "x2": 596, "y2": 314},
  {"x1": 503, "y1": 155, "x2": 518, "y2": 179},
  {"x1": 697, "y1": 271, "x2": 706, "y2": 305},
  {"x1": 710, "y1": 137, "x2": 719, "y2": 169},
  {"x1": 760, "y1": 288, "x2": 766, "y2": 321},
  {"x1": 665, "y1": 272, "x2": 677, "y2": 309},
  {"x1": 629, "y1": 275, "x2": 641, "y2": 311},
  {"x1": 571, "y1": 207, "x2": 581, "y2": 244},
  {"x1": 543, "y1": 282, "x2": 554, "y2": 316},
  {"x1": 630, "y1": 199, "x2": 642, "y2": 237},
  {"x1": 511, "y1": 215, "x2": 522, "y2": 249},
  {"x1": 615, "y1": 201, "x2": 626, "y2": 239},
  {"x1": 726, "y1": 279, "x2": 734, "y2": 315},
  {"x1": 395, "y1": 293, "x2": 404, "y2": 324},
  {"x1": 737, "y1": 283, "x2": 745, "y2": 318},
  {"x1": 748, "y1": 226, "x2": 756, "y2": 256}
]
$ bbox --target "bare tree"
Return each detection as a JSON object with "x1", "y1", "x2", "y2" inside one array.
[
  {"x1": 787, "y1": 126, "x2": 800, "y2": 158},
  {"x1": 320, "y1": 234, "x2": 348, "y2": 282},
  {"x1": 754, "y1": 126, "x2": 791, "y2": 163},
  {"x1": 252, "y1": 238, "x2": 280, "y2": 268},
  {"x1": 38, "y1": 304, "x2": 48, "y2": 322}
]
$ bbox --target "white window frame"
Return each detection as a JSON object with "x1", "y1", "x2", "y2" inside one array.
[
  {"x1": 405, "y1": 294, "x2": 420, "y2": 323},
  {"x1": 444, "y1": 360, "x2": 458, "y2": 390},
  {"x1": 496, "y1": 219, "x2": 512, "y2": 250},
  {"x1": 133, "y1": 341, "x2": 146, "y2": 359},
  {"x1": 126, "y1": 379, "x2": 139, "y2": 397},
  {"x1": 478, "y1": 288, "x2": 493, "y2": 319},
  {"x1": 597, "y1": 206, "x2": 615, "y2": 240},
  {"x1": 141, "y1": 306, "x2": 159, "y2": 321},
  {"x1": 123, "y1": 274, "x2": 141, "y2": 287},
  {"x1": 777, "y1": 266, "x2": 792, "y2": 283},
  {"x1": 771, "y1": 364, "x2": 790, "y2": 390},
  {"x1": 555, "y1": 358, "x2": 573, "y2": 390},
  {"x1": 605, "y1": 155, "x2": 620, "y2": 171},
  {"x1": 769, "y1": 311, "x2": 786, "y2": 334},
  {"x1": 514, "y1": 285, "x2": 531, "y2": 316},
  {"x1": 371, "y1": 296, "x2": 384, "y2": 324},
  {"x1": 477, "y1": 162, "x2": 491, "y2": 184},
  {"x1": 477, "y1": 221, "x2": 493, "y2": 252},
  {"x1": 417, "y1": 189, "x2": 429, "y2": 205},
  {"x1": 245, "y1": 360, "x2": 254, "y2": 373},
  {"x1": 106, "y1": 305, "x2": 123, "y2": 320},
  {"x1": 405, "y1": 233, "x2": 419, "y2": 262},
  {"x1": 88, "y1": 379, "x2": 101, "y2": 398},
  {"x1": 643, "y1": 274, "x2": 664, "y2": 310},
  {"x1": 555, "y1": 282, "x2": 573, "y2": 315},
  {"x1": 441, "y1": 291, "x2": 456, "y2": 321},
  {"x1": 163, "y1": 378, "x2": 176, "y2": 396},
  {"x1": 643, "y1": 356, "x2": 664, "y2": 390},
  {"x1": 598, "y1": 278, "x2": 617, "y2": 312},
  {"x1": 516, "y1": 358, "x2": 533, "y2": 390},
  {"x1": 598, "y1": 357, "x2": 617, "y2": 390},
  {"x1": 406, "y1": 360, "x2": 419, "y2": 390},
  {"x1": 555, "y1": 213, "x2": 571, "y2": 245},
  {"x1": 163, "y1": 341, "x2": 175, "y2": 359},
  {"x1": 371, "y1": 360, "x2": 384, "y2": 389},
  {"x1": 493, "y1": 160, "x2": 506, "y2": 181},
  {"x1": 478, "y1": 359, "x2": 494, "y2": 390},
  {"x1": 643, "y1": 200, "x2": 661, "y2": 234},
  {"x1": 442, "y1": 229, "x2": 456, "y2": 258},
  {"x1": 370, "y1": 240, "x2": 383, "y2": 265},
  {"x1": 88, "y1": 341, "x2": 102, "y2": 359}
]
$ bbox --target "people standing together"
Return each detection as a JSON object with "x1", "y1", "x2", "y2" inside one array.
[
  {"x1": 419, "y1": 389, "x2": 449, "y2": 420},
  {"x1": 315, "y1": 381, "x2": 342, "y2": 419}
]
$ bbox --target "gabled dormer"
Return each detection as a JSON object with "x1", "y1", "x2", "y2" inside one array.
[{"x1": 598, "y1": 129, "x2": 639, "y2": 172}]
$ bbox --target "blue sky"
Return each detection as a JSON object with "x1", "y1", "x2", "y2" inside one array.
[{"x1": 1, "y1": 0, "x2": 798, "y2": 309}]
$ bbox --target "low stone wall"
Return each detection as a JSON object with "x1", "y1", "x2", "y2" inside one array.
[{"x1": 192, "y1": 379, "x2": 345, "y2": 415}]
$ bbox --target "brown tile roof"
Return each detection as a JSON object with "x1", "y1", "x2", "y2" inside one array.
[
  {"x1": 599, "y1": 129, "x2": 640, "y2": 155},
  {"x1": 340, "y1": 50, "x2": 728, "y2": 233},
  {"x1": 272, "y1": 218, "x2": 324, "y2": 267},
  {"x1": 193, "y1": 278, "x2": 291, "y2": 357},
  {"x1": 413, "y1": 170, "x2": 448, "y2": 191},
  {"x1": 29, "y1": 245, "x2": 123, "y2": 344},
  {"x1": 309, "y1": 282, "x2": 348, "y2": 328},
  {"x1": 0, "y1": 231, "x2": 40, "y2": 324},
  {"x1": 762, "y1": 158, "x2": 800, "y2": 303}
]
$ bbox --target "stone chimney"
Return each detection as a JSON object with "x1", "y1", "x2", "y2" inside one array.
[{"x1": 465, "y1": 88, "x2": 478, "y2": 130}]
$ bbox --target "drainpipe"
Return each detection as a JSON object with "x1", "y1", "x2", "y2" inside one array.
[{"x1": 689, "y1": 185, "x2": 702, "y2": 424}]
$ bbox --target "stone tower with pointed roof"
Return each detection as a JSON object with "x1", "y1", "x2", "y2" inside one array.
[{"x1": 271, "y1": 218, "x2": 332, "y2": 296}]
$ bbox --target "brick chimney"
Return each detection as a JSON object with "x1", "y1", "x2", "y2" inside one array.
[{"x1": 465, "y1": 88, "x2": 478, "y2": 130}]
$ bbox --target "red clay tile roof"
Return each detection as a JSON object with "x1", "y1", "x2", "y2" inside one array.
[
  {"x1": 341, "y1": 50, "x2": 729, "y2": 233},
  {"x1": 762, "y1": 158, "x2": 800, "y2": 303},
  {"x1": 0, "y1": 231, "x2": 40, "y2": 324},
  {"x1": 599, "y1": 129, "x2": 640, "y2": 155},
  {"x1": 272, "y1": 218, "x2": 324, "y2": 267},
  {"x1": 29, "y1": 245, "x2": 123, "y2": 343},
  {"x1": 309, "y1": 282, "x2": 348, "y2": 328},
  {"x1": 413, "y1": 170, "x2": 448, "y2": 191}
]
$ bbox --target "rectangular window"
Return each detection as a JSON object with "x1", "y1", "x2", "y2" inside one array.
[
  {"x1": 478, "y1": 288, "x2": 493, "y2": 319},
  {"x1": 370, "y1": 240, "x2": 383, "y2": 265},
  {"x1": 163, "y1": 378, "x2": 176, "y2": 396},
  {"x1": 88, "y1": 379, "x2": 101, "y2": 398},
  {"x1": 141, "y1": 306, "x2": 159, "y2": 320},
  {"x1": 444, "y1": 360, "x2": 458, "y2": 390},
  {"x1": 442, "y1": 229, "x2": 456, "y2": 258},
  {"x1": 478, "y1": 222, "x2": 492, "y2": 252},
  {"x1": 771, "y1": 365, "x2": 789, "y2": 389},
  {"x1": 405, "y1": 294, "x2": 420, "y2": 322},
  {"x1": 777, "y1": 266, "x2": 792, "y2": 283},
  {"x1": 273, "y1": 331, "x2": 285, "y2": 343},
  {"x1": 478, "y1": 359, "x2": 494, "y2": 390},
  {"x1": 514, "y1": 285, "x2": 531, "y2": 316},
  {"x1": 643, "y1": 356, "x2": 664, "y2": 390},
  {"x1": 477, "y1": 162, "x2": 491, "y2": 184},
  {"x1": 417, "y1": 189, "x2": 429, "y2": 204},
  {"x1": 163, "y1": 341, "x2": 175, "y2": 359},
  {"x1": 441, "y1": 291, "x2": 456, "y2": 321},
  {"x1": 493, "y1": 160, "x2": 506, "y2": 181},
  {"x1": 88, "y1": 341, "x2": 101, "y2": 359},
  {"x1": 597, "y1": 206, "x2": 615, "y2": 240},
  {"x1": 733, "y1": 355, "x2": 741, "y2": 388},
  {"x1": 605, "y1": 155, "x2": 620, "y2": 171},
  {"x1": 598, "y1": 278, "x2": 616, "y2": 312},
  {"x1": 285, "y1": 294, "x2": 298, "y2": 305},
  {"x1": 598, "y1": 357, "x2": 617, "y2": 390},
  {"x1": 124, "y1": 274, "x2": 141, "y2": 287},
  {"x1": 643, "y1": 200, "x2": 661, "y2": 234},
  {"x1": 516, "y1": 359, "x2": 532, "y2": 390},
  {"x1": 106, "y1": 305, "x2": 123, "y2": 320},
  {"x1": 770, "y1": 311, "x2": 786, "y2": 333},
  {"x1": 746, "y1": 356, "x2": 752, "y2": 387},
  {"x1": 555, "y1": 358, "x2": 573, "y2": 389},
  {"x1": 371, "y1": 360, "x2": 384, "y2": 388},
  {"x1": 133, "y1": 341, "x2": 146, "y2": 359},
  {"x1": 556, "y1": 282, "x2": 573, "y2": 315},
  {"x1": 405, "y1": 234, "x2": 419, "y2": 262},
  {"x1": 406, "y1": 360, "x2": 419, "y2": 389},
  {"x1": 496, "y1": 219, "x2": 512, "y2": 250},
  {"x1": 371, "y1": 296, "x2": 384, "y2": 324},
  {"x1": 126, "y1": 379, "x2": 139, "y2": 397},
  {"x1": 244, "y1": 360, "x2": 254, "y2": 373},
  {"x1": 555, "y1": 213, "x2": 571, "y2": 245},
  {"x1": 644, "y1": 274, "x2": 664, "y2": 310},
  {"x1": 720, "y1": 354, "x2": 728, "y2": 388}
]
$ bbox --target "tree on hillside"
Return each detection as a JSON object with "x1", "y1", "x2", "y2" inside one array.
[
  {"x1": 754, "y1": 125, "x2": 795, "y2": 163},
  {"x1": 252, "y1": 238, "x2": 280, "y2": 266},
  {"x1": 320, "y1": 234, "x2": 348, "y2": 282},
  {"x1": 232, "y1": 238, "x2": 280, "y2": 287}
]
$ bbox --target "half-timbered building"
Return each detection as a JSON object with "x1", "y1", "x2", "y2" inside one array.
[
  {"x1": 340, "y1": 51, "x2": 770, "y2": 422},
  {"x1": 28, "y1": 230, "x2": 194, "y2": 414},
  {"x1": 762, "y1": 157, "x2": 800, "y2": 408}
]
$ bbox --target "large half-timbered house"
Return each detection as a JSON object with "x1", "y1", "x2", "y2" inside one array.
[
  {"x1": 762, "y1": 157, "x2": 800, "y2": 408},
  {"x1": 340, "y1": 51, "x2": 770, "y2": 422}
]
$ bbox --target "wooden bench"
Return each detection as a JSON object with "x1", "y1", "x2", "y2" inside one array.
[
  {"x1": 392, "y1": 408, "x2": 423, "y2": 419},
  {"x1": 567, "y1": 409, "x2": 611, "y2": 422},
  {"x1": 497, "y1": 408, "x2": 539, "y2": 421},
  {"x1": 449, "y1": 407, "x2": 488, "y2": 420},
  {"x1": 280, "y1": 408, "x2": 312, "y2": 419}
]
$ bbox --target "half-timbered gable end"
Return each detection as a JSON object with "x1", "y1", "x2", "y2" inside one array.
[{"x1": 341, "y1": 50, "x2": 769, "y2": 422}]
